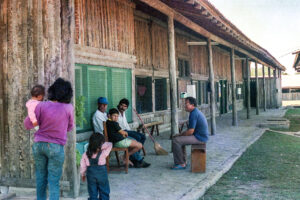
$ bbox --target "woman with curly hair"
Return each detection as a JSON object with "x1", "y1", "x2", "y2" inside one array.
[{"x1": 24, "y1": 78, "x2": 74, "y2": 200}]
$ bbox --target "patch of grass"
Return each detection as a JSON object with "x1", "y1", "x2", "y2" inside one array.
[
  {"x1": 285, "y1": 108, "x2": 300, "y2": 117},
  {"x1": 271, "y1": 108, "x2": 300, "y2": 132},
  {"x1": 201, "y1": 131, "x2": 300, "y2": 200}
]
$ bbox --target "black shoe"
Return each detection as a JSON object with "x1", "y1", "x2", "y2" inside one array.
[
  {"x1": 140, "y1": 160, "x2": 151, "y2": 168},
  {"x1": 132, "y1": 159, "x2": 141, "y2": 168}
]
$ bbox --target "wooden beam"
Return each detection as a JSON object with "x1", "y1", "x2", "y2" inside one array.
[
  {"x1": 255, "y1": 62, "x2": 259, "y2": 115},
  {"x1": 207, "y1": 39, "x2": 216, "y2": 135},
  {"x1": 262, "y1": 65, "x2": 266, "y2": 111},
  {"x1": 230, "y1": 48, "x2": 237, "y2": 126},
  {"x1": 187, "y1": 41, "x2": 218, "y2": 46},
  {"x1": 167, "y1": 16, "x2": 179, "y2": 136},
  {"x1": 246, "y1": 58, "x2": 251, "y2": 119}
]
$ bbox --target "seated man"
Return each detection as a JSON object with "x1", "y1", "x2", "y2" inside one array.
[
  {"x1": 106, "y1": 108, "x2": 142, "y2": 165},
  {"x1": 171, "y1": 97, "x2": 209, "y2": 170},
  {"x1": 92, "y1": 97, "x2": 108, "y2": 134},
  {"x1": 117, "y1": 98, "x2": 150, "y2": 168}
]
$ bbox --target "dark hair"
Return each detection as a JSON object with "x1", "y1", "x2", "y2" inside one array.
[
  {"x1": 119, "y1": 98, "x2": 129, "y2": 107},
  {"x1": 87, "y1": 133, "x2": 105, "y2": 159},
  {"x1": 109, "y1": 108, "x2": 119, "y2": 116},
  {"x1": 48, "y1": 78, "x2": 73, "y2": 103},
  {"x1": 186, "y1": 97, "x2": 197, "y2": 107},
  {"x1": 31, "y1": 85, "x2": 45, "y2": 97}
]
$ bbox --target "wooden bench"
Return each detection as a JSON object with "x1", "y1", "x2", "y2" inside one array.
[
  {"x1": 191, "y1": 143, "x2": 206, "y2": 173},
  {"x1": 137, "y1": 121, "x2": 163, "y2": 136}
]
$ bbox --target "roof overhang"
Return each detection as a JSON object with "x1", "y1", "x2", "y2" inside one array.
[{"x1": 138, "y1": 0, "x2": 285, "y2": 70}]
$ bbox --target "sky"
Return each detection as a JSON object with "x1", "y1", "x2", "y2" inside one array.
[{"x1": 209, "y1": 0, "x2": 300, "y2": 74}]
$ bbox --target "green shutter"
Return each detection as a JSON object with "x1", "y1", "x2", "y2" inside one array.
[
  {"x1": 75, "y1": 64, "x2": 133, "y2": 131},
  {"x1": 86, "y1": 67, "x2": 108, "y2": 130},
  {"x1": 110, "y1": 68, "x2": 132, "y2": 122},
  {"x1": 75, "y1": 67, "x2": 82, "y2": 98}
]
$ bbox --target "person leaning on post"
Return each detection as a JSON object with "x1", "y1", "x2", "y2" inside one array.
[{"x1": 171, "y1": 96, "x2": 209, "y2": 170}]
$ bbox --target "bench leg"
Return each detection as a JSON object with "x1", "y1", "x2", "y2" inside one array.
[
  {"x1": 115, "y1": 151, "x2": 120, "y2": 167},
  {"x1": 150, "y1": 126, "x2": 155, "y2": 136},
  {"x1": 191, "y1": 149, "x2": 206, "y2": 173},
  {"x1": 125, "y1": 149, "x2": 129, "y2": 174},
  {"x1": 142, "y1": 146, "x2": 146, "y2": 156},
  {"x1": 155, "y1": 125, "x2": 159, "y2": 136}
]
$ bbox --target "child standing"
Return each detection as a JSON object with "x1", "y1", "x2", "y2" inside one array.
[
  {"x1": 80, "y1": 133, "x2": 112, "y2": 200},
  {"x1": 26, "y1": 85, "x2": 45, "y2": 129}
]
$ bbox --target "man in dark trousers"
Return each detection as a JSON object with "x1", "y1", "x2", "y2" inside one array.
[
  {"x1": 117, "y1": 98, "x2": 150, "y2": 168},
  {"x1": 171, "y1": 97, "x2": 209, "y2": 170}
]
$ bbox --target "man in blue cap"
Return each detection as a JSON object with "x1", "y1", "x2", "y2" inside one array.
[{"x1": 92, "y1": 97, "x2": 109, "y2": 134}]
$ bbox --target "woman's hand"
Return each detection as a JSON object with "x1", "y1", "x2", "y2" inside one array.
[{"x1": 82, "y1": 175, "x2": 86, "y2": 182}]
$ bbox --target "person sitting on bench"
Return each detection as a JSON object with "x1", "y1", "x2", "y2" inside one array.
[
  {"x1": 171, "y1": 97, "x2": 209, "y2": 170},
  {"x1": 117, "y1": 98, "x2": 150, "y2": 168},
  {"x1": 106, "y1": 108, "x2": 147, "y2": 167}
]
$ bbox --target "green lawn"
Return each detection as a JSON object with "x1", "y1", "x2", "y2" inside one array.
[
  {"x1": 202, "y1": 131, "x2": 300, "y2": 200},
  {"x1": 285, "y1": 108, "x2": 300, "y2": 117},
  {"x1": 270, "y1": 108, "x2": 300, "y2": 132}
]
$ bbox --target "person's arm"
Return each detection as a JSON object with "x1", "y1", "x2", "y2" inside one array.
[
  {"x1": 67, "y1": 105, "x2": 75, "y2": 132},
  {"x1": 26, "y1": 101, "x2": 39, "y2": 127},
  {"x1": 24, "y1": 103, "x2": 42, "y2": 130},
  {"x1": 80, "y1": 153, "x2": 89, "y2": 181},
  {"x1": 174, "y1": 113, "x2": 196, "y2": 137},
  {"x1": 181, "y1": 128, "x2": 194, "y2": 136},
  {"x1": 24, "y1": 117, "x2": 34, "y2": 130},
  {"x1": 119, "y1": 130, "x2": 128, "y2": 137},
  {"x1": 100, "y1": 142, "x2": 113, "y2": 158},
  {"x1": 93, "y1": 112, "x2": 105, "y2": 133}
]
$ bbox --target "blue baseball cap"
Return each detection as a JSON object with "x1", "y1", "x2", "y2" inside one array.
[{"x1": 98, "y1": 97, "x2": 108, "y2": 104}]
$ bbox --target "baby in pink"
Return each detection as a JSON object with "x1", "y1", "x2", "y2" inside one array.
[{"x1": 26, "y1": 85, "x2": 45, "y2": 128}]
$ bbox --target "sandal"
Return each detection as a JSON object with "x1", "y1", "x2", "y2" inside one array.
[{"x1": 171, "y1": 164, "x2": 186, "y2": 170}]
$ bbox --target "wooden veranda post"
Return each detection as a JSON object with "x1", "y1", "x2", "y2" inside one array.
[
  {"x1": 273, "y1": 69, "x2": 277, "y2": 108},
  {"x1": 167, "y1": 15, "x2": 179, "y2": 136},
  {"x1": 246, "y1": 58, "x2": 251, "y2": 119},
  {"x1": 230, "y1": 48, "x2": 237, "y2": 126},
  {"x1": 61, "y1": 0, "x2": 78, "y2": 197},
  {"x1": 255, "y1": 62, "x2": 259, "y2": 115},
  {"x1": 262, "y1": 65, "x2": 266, "y2": 111},
  {"x1": 207, "y1": 39, "x2": 216, "y2": 135},
  {"x1": 268, "y1": 67, "x2": 271, "y2": 108}
]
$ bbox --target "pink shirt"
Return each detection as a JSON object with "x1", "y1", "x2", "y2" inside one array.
[
  {"x1": 26, "y1": 99, "x2": 41, "y2": 124},
  {"x1": 80, "y1": 142, "x2": 112, "y2": 176}
]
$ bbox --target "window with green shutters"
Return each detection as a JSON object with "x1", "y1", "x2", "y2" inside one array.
[{"x1": 75, "y1": 64, "x2": 132, "y2": 132}]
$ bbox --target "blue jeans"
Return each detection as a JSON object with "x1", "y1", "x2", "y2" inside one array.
[
  {"x1": 32, "y1": 142, "x2": 65, "y2": 200},
  {"x1": 87, "y1": 165, "x2": 110, "y2": 200},
  {"x1": 126, "y1": 130, "x2": 146, "y2": 145},
  {"x1": 126, "y1": 131, "x2": 145, "y2": 162}
]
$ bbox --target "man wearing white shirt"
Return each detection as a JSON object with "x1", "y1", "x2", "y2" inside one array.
[
  {"x1": 92, "y1": 97, "x2": 108, "y2": 134},
  {"x1": 117, "y1": 98, "x2": 150, "y2": 168}
]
